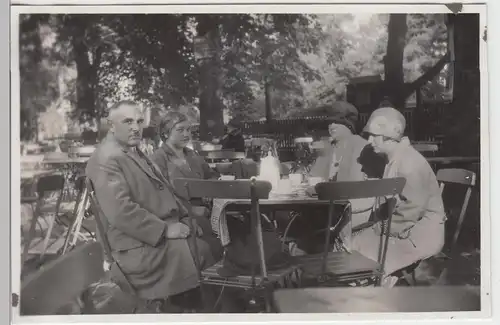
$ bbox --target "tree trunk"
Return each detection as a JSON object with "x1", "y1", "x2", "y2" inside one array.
[
  {"x1": 69, "y1": 17, "x2": 100, "y2": 126},
  {"x1": 73, "y1": 58, "x2": 94, "y2": 123},
  {"x1": 384, "y1": 14, "x2": 408, "y2": 109},
  {"x1": 196, "y1": 18, "x2": 224, "y2": 141},
  {"x1": 264, "y1": 77, "x2": 272, "y2": 123},
  {"x1": 442, "y1": 14, "x2": 480, "y2": 157},
  {"x1": 403, "y1": 53, "x2": 450, "y2": 98}
]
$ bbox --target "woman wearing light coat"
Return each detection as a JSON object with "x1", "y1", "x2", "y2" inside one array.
[{"x1": 353, "y1": 106, "x2": 446, "y2": 287}]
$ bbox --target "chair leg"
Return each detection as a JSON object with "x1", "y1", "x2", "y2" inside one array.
[
  {"x1": 401, "y1": 270, "x2": 417, "y2": 286},
  {"x1": 199, "y1": 283, "x2": 215, "y2": 313},
  {"x1": 78, "y1": 287, "x2": 97, "y2": 314},
  {"x1": 22, "y1": 204, "x2": 38, "y2": 265},
  {"x1": 294, "y1": 269, "x2": 302, "y2": 288},
  {"x1": 71, "y1": 194, "x2": 89, "y2": 247},
  {"x1": 263, "y1": 288, "x2": 273, "y2": 313},
  {"x1": 40, "y1": 214, "x2": 56, "y2": 258},
  {"x1": 435, "y1": 268, "x2": 449, "y2": 285}
]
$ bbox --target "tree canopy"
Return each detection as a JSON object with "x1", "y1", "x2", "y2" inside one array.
[{"x1": 19, "y1": 13, "x2": 450, "y2": 141}]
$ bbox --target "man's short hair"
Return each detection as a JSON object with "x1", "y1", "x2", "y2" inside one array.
[{"x1": 107, "y1": 100, "x2": 139, "y2": 121}]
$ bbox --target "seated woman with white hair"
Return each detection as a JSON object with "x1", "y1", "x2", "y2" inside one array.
[{"x1": 352, "y1": 104, "x2": 446, "y2": 288}]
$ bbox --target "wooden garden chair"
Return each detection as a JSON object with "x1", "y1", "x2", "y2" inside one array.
[
  {"x1": 174, "y1": 177, "x2": 299, "y2": 313},
  {"x1": 294, "y1": 178, "x2": 406, "y2": 287},
  {"x1": 396, "y1": 168, "x2": 477, "y2": 286},
  {"x1": 85, "y1": 178, "x2": 148, "y2": 313},
  {"x1": 22, "y1": 174, "x2": 66, "y2": 265},
  {"x1": 20, "y1": 241, "x2": 104, "y2": 315}
]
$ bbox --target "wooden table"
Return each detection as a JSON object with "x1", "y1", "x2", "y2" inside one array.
[
  {"x1": 427, "y1": 156, "x2": 479, "y2": 165},
  {"x1": 42, "y1": 157, "x2": 89, "y2": 165},
  {"x1": 273, "y1": 286, "x2": 481, "y2": 313},
  {"x1": 208, "y1": 161, "x2": 232, "y2": 169},
  {"x1": 21, "y1": 169, "x2": 56, "y2": 181},
  {"x1": 226, "y1": 196, "x2": 332, "y2": 212}
]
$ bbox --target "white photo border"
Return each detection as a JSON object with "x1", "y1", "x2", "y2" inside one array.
[{"x1": 8, "y1": 1, "x2": 494, "y2": 325}]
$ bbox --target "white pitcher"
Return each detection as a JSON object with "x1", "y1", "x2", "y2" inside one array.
[{"x1": 258, "y1": 148, "x2": 281, "y2": 191}]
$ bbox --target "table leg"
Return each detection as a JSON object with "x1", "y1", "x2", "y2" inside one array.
[
  {"x1": 22, "y1": 201, "x2": 41, "y2": 265},
  {"x1": 39, "y1": 214, "x2": 56, "y2": 258}
]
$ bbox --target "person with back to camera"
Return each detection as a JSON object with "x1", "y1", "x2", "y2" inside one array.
[{"x1": 219, "y1": 118, "x2": 245, "y2": 152}]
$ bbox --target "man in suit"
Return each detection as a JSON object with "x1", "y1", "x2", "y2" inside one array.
[{"x1": 86, "y1": 100, "x2": 219, "y2": 311}]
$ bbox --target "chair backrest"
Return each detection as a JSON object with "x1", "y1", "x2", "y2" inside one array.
[
  {"x1": 35, "y1": 174, "x2": 66, "y2": 221},
  {"x1": 204, "y1": 150, "x2": 246, "y2": 161},
  {"x1": 315, "y1": 177, "x2": 407, "y2": 201},
  {"x1": 84, "y1": 178, "x2": 111, "y2": 261},
  {"x1": 436, "y1": 168, "x2": 477, "y2": 253},
  {"x1": 173, "y1": 178, "x2": 272, "y2": 279},
  {"x1": 215, "y1": 162, "x2": 233, "y2": 175},
  {"x1": 249, "y1": 138, "x2": 274, "y2": 148},
  {"x1": 315, "y1": 178, "x2": 406, "y2": 284},
  {"x1": 199, "y1": 143, "x2": 223, "y2": 152},
  {"x1": 21, "y1": 155, "x2": 45, "y2": 170},
  {"x1": 174, "y1": 178, "x2": 272, "y2": 200},
  {"x1": 437, "y1": 168, "x2": 476, "y2": 188},
  {"x1": 412, "y1": 142, "x2": 439, "y2": 153},
  {"x1": 85, "y1": 177, "x2": 138, "y2": 297},
  {"x1": 230, "y1": 159, "x2": 259, "y2": 179},
  {"x1": 36, "y1": 174, "x2": 66, "y2": 196},
  {"x1": 20, "y1": 241, "x2": 104, "y2": 315},
  {"x1": 294, "y1": 137, "x2": 314, "y2": 144}
]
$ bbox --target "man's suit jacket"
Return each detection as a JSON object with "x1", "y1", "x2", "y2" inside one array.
[{"x1": 86, "y1": 133, "x2": 215, "y2": 299}]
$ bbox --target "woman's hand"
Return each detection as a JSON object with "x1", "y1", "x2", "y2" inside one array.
[
  {"x1": 191, "y1": 205, "x2": 210, "y2": 218},
  {"x1": 196, "y1": 225, "x2": 204, "y2": 237}
]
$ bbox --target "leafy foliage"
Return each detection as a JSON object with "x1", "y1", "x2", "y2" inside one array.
[
  {"x1": 310, "y1": 14, "x2": 449, "y2": 109},
  {"x1": 19, "y1": 14, "x2": 58, "y2": 140},
  {"x1": 19, "y1": 13, "x2": 451, "y2": 141}
]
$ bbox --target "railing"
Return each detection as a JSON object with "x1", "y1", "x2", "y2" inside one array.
[{"x1": 238, "y1": 103, "x2": 450, "y2": 161}]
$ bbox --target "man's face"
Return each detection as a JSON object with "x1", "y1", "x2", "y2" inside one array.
[{"x1": 109, "y1": 104, "x2": 144, "y2": 147}]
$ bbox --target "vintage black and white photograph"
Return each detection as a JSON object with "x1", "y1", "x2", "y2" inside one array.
[{"x1": 11, "y1": 2, "x2": 488, "y2": 321}]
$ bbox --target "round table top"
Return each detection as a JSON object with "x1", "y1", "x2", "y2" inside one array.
[
  {"x1": 41, "y1": 157, "x2": 89, "y2": 165},
  {"x1": 21, "y1": 169, "x2": 56, "y2": 180}
]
